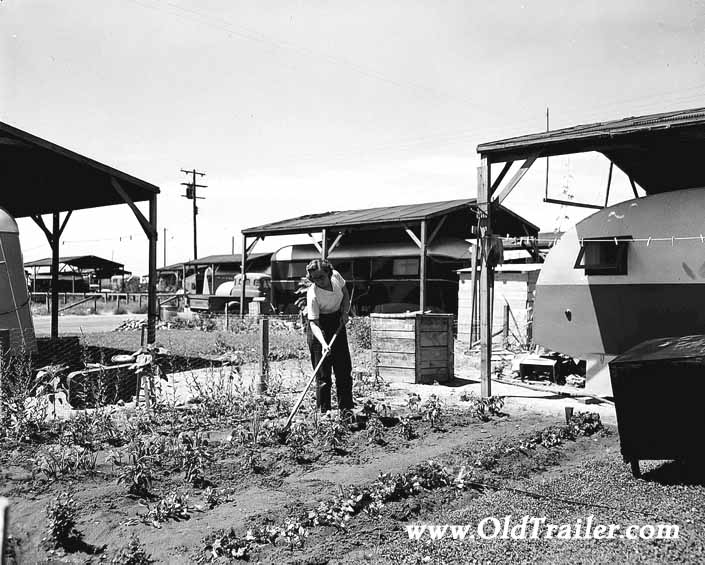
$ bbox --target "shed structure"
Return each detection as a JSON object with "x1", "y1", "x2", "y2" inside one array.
[
  {"x1": 475, "y1": 106, "x2": 705, "y2": 396},
  {"x1": 0, "y1": 121, "x2": 160, "y2": 342},
  {"x1": 25, "y1": 255, "x2": 128, "y2": 292},
  {"x1": 241, "y1": 199, "x2": 539, "y2": 317}
]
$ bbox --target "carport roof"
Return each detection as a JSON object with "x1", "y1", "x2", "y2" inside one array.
[
  {"x1": 243, "y1": 198, "x2": 539, "y2": 236},
  {"x1": 0, "y1": 121, "x2": 159, "y2": 217},
  {"x1": 477, "y1": 106, "x2": 705, "y2": 194},
  {"x1": 25, "y1": 255, "x2": 128, "y2": 276},
  {"x1": 184, "y1": 252, "x2": 272, "y2": 266}
]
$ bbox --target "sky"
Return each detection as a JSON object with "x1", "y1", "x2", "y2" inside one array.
[{"x1": 2, "y1": 0, "x2": 704, "y2": 274}]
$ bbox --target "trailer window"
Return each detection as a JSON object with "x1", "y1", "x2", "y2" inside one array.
[
  {"x1": 393, "y1": 258, "x2": 419, "y2": 276},
  {"x1": 574, "y1": 236, "x2": 631, "y2": 275}
]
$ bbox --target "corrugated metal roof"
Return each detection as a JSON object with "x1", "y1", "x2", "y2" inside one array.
[
  {"x1": 184, "y1": 252, "x2": 272, "y2": 266},
  {"x1": 25, "y1": 255, "x2": 124, "y2": 270},
  {"x1": 242, "y1": 199, "x2": 476, "y2": 236},
  {"x1": 477, "y1": 106, "x2": 705, "y2": 156},
  {"x1": 0, "y1": 121, "x2": 158, "y2": 218}
]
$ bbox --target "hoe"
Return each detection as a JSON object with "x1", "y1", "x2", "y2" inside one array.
[{"x1": 276, "y1": 321, "x2": 344, "y2": 443}]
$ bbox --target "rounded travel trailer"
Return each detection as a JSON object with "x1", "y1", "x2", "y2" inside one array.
[
  {"x1": 534, "y1": 187, "x2": 705, "y2": 394},
  {"x1": 0, "y1": 207, "x2": 36, "y2": 354}
]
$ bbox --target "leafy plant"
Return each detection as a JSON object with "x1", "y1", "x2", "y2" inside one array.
[
  {"x1": 111, "y1": 534, "x2": 153, "y2": 564},
  {"x1": 37, "y1": 445, "x2": 97, "y2": 478},
  {"x1": 319, "y1": 415, "x2": 350, "y2": 454},
  {"x1": 177, "y1": 432, "x2": 213, "y2": 487},
  {"x1": 461, "y1": 393, "x2": 505, "y2": 421},
  {"x1": 365, "y1": 415, "x2": 386, "y2": 445},
  {"x1": 45, "y1": 492, "x2": 80, "y2": 549},
  {"x1": 397, "y1": 416, "x2": 417, "y2": 440},
  {"x1": 140, "y1": 491, "x2": 191, "y2": 528},
  {"x1": 116, "y1": 440, "x2": 155, "y2": 496},
  {"x1": 285, "y1": 421, "x2": 315, "y2": 462},
  {"x1": 421, "y1": 394, "x2": 443, "y2": 429},
  {"x1": 203, "y1": 487, "x2": 221, "y2": 509}
]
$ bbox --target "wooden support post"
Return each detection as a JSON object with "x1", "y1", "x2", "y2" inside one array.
[
  {"x1": 257, "y1": 317, "x2": 269, "y2": 393},
  {"x1": 240, "y1": 234, "x2": 247, "y2": 318},
  {"x1": 147, "y1": 195, "x2": 158, "y2": 344},
  {"x1": 604, "y1": 161, "x2": 614, "y2": 208},
  {"x1": 321, "y1": 228, "x2": 328, "y2": 260},
  {"x1": 503, "y1": 303, "x2": 510, "y2": 348},
  {"x1": 419, "y1": 220, "x2": 427, "y2": 312},
  {"x1": 478, "y1": 157, "x2": 493, "y2": 397},
  {"x1": 51, "y1": 213, "x2": 60, "y2": 339},
  {"x1": 469, "y1": 241, "x2": 479, "y2": 343}
]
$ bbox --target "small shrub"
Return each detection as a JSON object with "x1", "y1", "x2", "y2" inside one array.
[
  {"x1": 141, "y1": 491, "x2": 190, "y2": 528},
  {"x1": 461, "y1": 393, "x2": 505, "y2": 421},
  {"x1": 116, "y1": 440, "x2": 155, "y2": 496},
  {"x1": 45, "y1": 492, "x2": 80, "y2": 549},
  {"x1": 397, "y1": 416, "x2": 417, "y2": 440},
  {"x1": 365, "y1": 415, "x2": 386, "y2": 445},
  {"x1": 421, "y1": 394, "x2": 443, "y2": 429},
  {"x1": 319, "y1": 416, "x2": 350, "y2": 454},
  {"x1": 111, "y1": 534, "x2": 152, "y2": 564},
  {"x1": 177, "y1": 432, "x2": 213, "y2": 487},
  {"x1": 37, "y1": 445, "x2": 98, "y2": 478}
]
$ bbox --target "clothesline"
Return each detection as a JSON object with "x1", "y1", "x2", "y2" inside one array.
[{"x1": 499, "y1": 235, "x2": 705, "y2": 246}]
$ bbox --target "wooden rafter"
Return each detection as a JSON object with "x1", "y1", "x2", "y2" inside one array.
[
  {"x1": 328, "y1": 231, "x2": 345, "y2": 255},
  {"x1": 490, "y1": 161, "x2": 513, "y2": 193},
  {"x1": 307, "y1": 233, "x2": 322, "y2": 253},
  {"x1": 427, "y1": 216, "x2": 447, "y2": 246},
  {"x1": 110, "y1": 177, "x2": 157, "y2": 238},
  {"x1": 404, "y1": 225, "x2": 422, "y2": 248},
  {"x1": 493, "y1": 152, "x2": 540, "y2": 205}
]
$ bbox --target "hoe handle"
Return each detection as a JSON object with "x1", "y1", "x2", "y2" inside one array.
[{"x1": 281, "y1": 323, "x2": 343, "y2": 433}]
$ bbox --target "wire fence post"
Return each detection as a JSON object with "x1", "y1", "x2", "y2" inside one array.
[{"x1": 257, "y1": 317, "x2": 269, "y2": 393}]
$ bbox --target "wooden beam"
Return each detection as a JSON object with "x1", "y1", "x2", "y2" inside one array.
[
  {"x1": 427, "y1": 216, "x2": 447, "y2": 246},
  {"x1": 493, "y1": 152, "x2": 539, "y2": 205},
  {"x1": 321, "y1": 228, "x2": 328, "y2": 260},
  {"x1": 478, "y1": 158, "x2": 493, "y2": 397},
  {"x1": 31, "y1": 215, "x2": 53, "y2": 243},
  {"x1": 404, "y1": 225, "x2": 422, "y2": 249},
  {"x1": 240, "y1": 234, "x2": 247, "y2": 317},
  {"x1": 419, "y1": 220, "x2": 427, "y2": 312},
  {"x1": 629, "y1": 177, "x2": 640, "y2": 199},
  {"x1": 307, "y1": 233, "x2": 322, "y2": 254},
  {"x1": 604, "y1": 161, "x2": 614, "y2": 208},
  {"x1": 110, "y1": 177, "x2": 157, "y2": 238},
  {"x1": 328, "y1": 231, "x2": 345, "y2": 255},
  {"x1": 246, "y1": 236, "x2": 261, "y2": 256},
  {"x1": 146, "y1": 196, "x2": 158, "y2": 344},
  {"x1": 51, "y1": 213, "x2": 60, "y2": 339},
  {"x1": 490, "y1": 161, "x2": 513, "y2": 193},
  {"x1": 543, "y1": 197, "x2": 603, "y2": 210},
  {"x1": 58, "y1": 210, "x2": 72, "y2": 237}
]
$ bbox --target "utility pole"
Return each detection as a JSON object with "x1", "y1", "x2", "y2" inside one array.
[
  {"x1": 163, "y1": 227, "x2": 167, "y2": 268},
  {"x1": 180, "y1": 169, "x2": 207, "y2": 260}
]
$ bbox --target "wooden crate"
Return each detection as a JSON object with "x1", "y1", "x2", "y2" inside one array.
[{"x1": 370, "y1": 313, "x2": 454, "y2": 384}]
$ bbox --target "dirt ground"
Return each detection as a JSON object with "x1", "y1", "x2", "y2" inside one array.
[{"x1": 2, "y1": 346, "x2": 703, "y2": 564}]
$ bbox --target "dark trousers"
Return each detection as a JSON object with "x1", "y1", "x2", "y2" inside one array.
[{"x1": 307, "y1": 312, "x2": 353, "y2": 412}]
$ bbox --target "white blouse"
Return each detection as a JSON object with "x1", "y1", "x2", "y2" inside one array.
[{"x1": 307, "y1": 270, "x2": 346, "y2": 320}]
